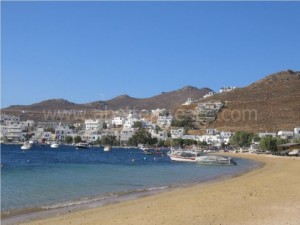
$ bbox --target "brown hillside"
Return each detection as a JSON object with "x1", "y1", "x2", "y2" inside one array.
[
  {"x1": 204, "y1": 70, "x2": 300, "y2": 132},
  {"x1": 2, "y1": 87, "x2": 211, "y2": 121}
]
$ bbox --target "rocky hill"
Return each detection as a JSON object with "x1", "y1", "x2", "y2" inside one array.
[{"x1": 198, "y1": 70, "x2": 300, "y2": 132}]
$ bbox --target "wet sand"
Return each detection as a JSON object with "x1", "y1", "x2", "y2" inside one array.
[{"x1": 20, "y1": 154, "x2": 300, "y2": 225}]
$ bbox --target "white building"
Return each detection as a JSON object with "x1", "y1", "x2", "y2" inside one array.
[
  {"x1": 198, "y1": 134, "x2": 221, "y2": 145},
  {"x1": 120, "y1": 128, "x2": 136, "y2": 143},
  {"x1": 157, "y1": 115, "x2": 173, "y2": 128},
  {"x1": 149, "y1": 129, "x2": 168, "y2": 141},
  {"x1": 206, "y1": 129, "x2": 218, "y2": 135},
  {"x1": 220, "y1": 131, "x2": 232, "y2": 143},
  {"x1": 203, "y1": 91, "x2": 215, "y2": 98},
  {"x1": 1, "y1": 114, "x2": 20, "y2": 125},
  {"x1": 220, "y1": 86, "x2": 237, "y2": 93},
  {"x1": 182, "y1": 135, "x2": 198, "y2": 141},
  {"x1": 41, "y1": 132, "x2": 54, "y2": 141},
  {"x1": 123, "y1": 118, "x2": 139, "y2": 129},
  {"x1": 171, "y1": 128, "x2": 184, "y2": 139},
  {"x1": 258, "y1": 132, "x2": 277, "y2": 138},
  {"x1": 294, "y1": 127, "x2": 300, "y2": 137},
  {"x1": 278, "y1": 131, "x2": 294, "y2": 139},
  {"x1": 151, "y1": 108, "x2": 167, "y2": 117},
  {"x1": 2, "y1": 124, "x2": 23, "y2": 142},
  {"x1": 182, "y1": 98, "x2": 194, "y2": 106},
  {"x1": 55, "y1": 124, "x2": 73, "y2": 140},
  {"x1": 82, "y1": 131, "x2": 102, "y2": 142},
  {"x1": 20, "y1": 120, "x2": 35, "y2": 130},
  {"x1": 85, "y1": 119, "x2": 103, "y2": 131},
  {"x1": 112, "y1": 117, "x2": 125, "y2": 127}
]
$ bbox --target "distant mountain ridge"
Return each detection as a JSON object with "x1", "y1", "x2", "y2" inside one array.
[{"x1": 3, "y1": 86, "x2": 212, "y2": 112}]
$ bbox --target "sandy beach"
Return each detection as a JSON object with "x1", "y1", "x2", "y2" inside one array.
[{"x1": 20, "y1": 154, "x2": 300, "y2": 225}]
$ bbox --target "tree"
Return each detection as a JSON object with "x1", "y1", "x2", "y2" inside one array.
[
  {"x1": 230, "y1": 131, "x2": 254, "y2": 147},
  {"x1": 101, "y1": 135, "x2": 118, "y2": 146},
  {"x1": 133, "y1": 121, "x2": 143, "y2": 129},
  {"x1": 259, "y1": 136, "x2": 277, "y2": 152},
  {"x1": 74, "y1": 136, "x2": 82, "y2": 144},
  {"x1": 102, "y1": 122, "x2": 108, "y2": 129},
  {"x1": 259, "y1": 136, "x2": 288, "y2": 152},
  {"x1": 128, "y1": 129, "x2": 157, "y2": 146},
  {"x1": 171, "y1": 114, "x2": 195, "y2": 130},
  {"x1": 65, "y1": 136, "x2": 73, "y2": 144}
]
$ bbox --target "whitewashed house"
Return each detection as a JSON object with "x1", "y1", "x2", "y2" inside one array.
[
  {"x1": 20, "y1": 120, "x2": 35, "y2": 130},
  {"x1": 171, "y1": 128, "x2": 184, "y2": 139},
  {"x1": 149, "y1": 129, "x2": 168, "y2": 141},
  {"x1": 157, "y1": 115, "x2": 173, "y2": 128},
  {"x1": 182, "y1": 98, "x2": 194, "y2": 106},
  {"x1": 112, "y1": 117, "x2": 125, "y2": 127},
  {"x1": 220, "y1": 86, "x2": 237, "y2": 93},
  {"x1": 220, "y1": 131, "x2": 232, "y2": 143},
  {"x1": 203, "y1": 91, "x2": 215, "y2": 98},
  {"x1": 4, "y1": 124, "x2": 22, "y2": 142},
  {"x1": 120, "y1": 128, "x2": 136, "y2": 143},
  {"x1": 258, "y1": 132, "x2": 277, "y2": 138},
  {"x1": 294, "y1": 127, "x2": 300, "y2": 137},
  {"x1": 41, "y1": 132, "x2": 54, "y2": 141},
  {"x1": 1, "y1": 115, "x2": 20, "y2": 125},
  {"x1": 278, "y1": 131, "x2": 294, "y2": 139},
  {"x1": 85, "y1": 119, "x2": 103, "y2": 131},
  {"x1": 55, "y1": 124, "x2": 73, "y2": 140},
  {"x1": 198, "y1": 134, "x2": 221, "y2": 145}
]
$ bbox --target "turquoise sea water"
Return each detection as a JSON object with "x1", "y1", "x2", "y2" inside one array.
[{"x1": 1, "y1": 144, "x2": 259, "y2": 213}]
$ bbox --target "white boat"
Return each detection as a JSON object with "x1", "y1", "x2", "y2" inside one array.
[
  {"x1": 169, "y1": 149, "x2": 200, "y2": 162},
  {"x1": 103, "y1": 145, "x2": 111, "y2": 152},
  {"x1": 50, "y1": 143, "x2": 59, "y2": 148},
  {"x1": 21, "y1": 141, "x2": 31, "y2": 150},
  {"x1": 196, "y1": 155, "x2": 236, "y2": 166}
]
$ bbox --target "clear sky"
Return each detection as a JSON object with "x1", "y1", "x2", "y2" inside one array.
[{"x1": 2, "y1": 1, "x2": 300, "y2": 107}]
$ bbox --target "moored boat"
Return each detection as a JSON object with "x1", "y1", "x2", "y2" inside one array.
[
  {"x1": 169, "y1": 149, "x2": 201, "y2": 162},
  {"x1": 103, "y1": 145, "x2": 111, "y2": 152},
  {"x1": 50, "y1": 142, "x2": 59, "y2": 148},
  {"x1": 21, "y1": 141, "x2": 31, "y2": 150},
  {"x1": 76, "y1": 142, "x2": 90, "y2": 149},
  {"x1": 196, "y1": 155, "x2": 237, "y2": 166}
]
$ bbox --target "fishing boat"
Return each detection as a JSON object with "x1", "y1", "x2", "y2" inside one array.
[
  {"x1": 169, "y1": 149, "x2": 201, "y2": 162},
  {"x1": 21, "y1": 141, "x2": 31, "y2": 150},
  {"x1": 196, "y1": 155, "x2": 237, "y2": 166},
  {"x1": 76, "y1": 142, "x2": 90, "y2": 149},
  {"x1": 103, "y1": 145, "x2": 111, "y2": 152}
]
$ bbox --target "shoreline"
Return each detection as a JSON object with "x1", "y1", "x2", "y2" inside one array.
[
  {"x1": 16, "y1": 153, "x2": 300, "y2": 225},
  {"x1": 2, "y1": 155, "x2": 263, "y2": 225}
]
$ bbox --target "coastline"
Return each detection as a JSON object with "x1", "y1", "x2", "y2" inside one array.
[
  {"x1": 1, "y1": 155, "x2": 260, "y2": 225},
  {"x1": 14, "y1": 153, "x2": 300, "y2": 225}
]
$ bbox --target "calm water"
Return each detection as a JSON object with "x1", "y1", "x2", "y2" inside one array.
[{"x1": 1, "y1": 144, "x2": 259, "y2": 213}]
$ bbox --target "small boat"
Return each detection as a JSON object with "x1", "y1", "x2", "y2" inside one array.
[
  {"x1": 144, "y1": 148, "x2": 163, "y2": 155},
  {"x1": 196, "y1": 155, "x2": 237, "y2": 166},
  {"x1": 103, "y1": 145, "x2": 111, "y2": 152},
  {"x1": 76, "y1": 143, "x2": 90, "y2": 149},
  {"x1": 169, "y1": 149, "x2": 201, "y2": 162},
  {"x1": 21, "y1": 141, "x2": 31, "y2": 150},
  {"x1": 50, "y1": 142, "x2": 59, "y2": 148}
]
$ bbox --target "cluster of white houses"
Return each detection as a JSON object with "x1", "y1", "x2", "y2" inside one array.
[{"x1": 1, "y1": 112, "x2": 300, "y2": 146}]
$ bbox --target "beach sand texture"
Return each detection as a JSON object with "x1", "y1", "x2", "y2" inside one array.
[{"x1": 22, "y1": 154, "x2": 300, "y2": 225}]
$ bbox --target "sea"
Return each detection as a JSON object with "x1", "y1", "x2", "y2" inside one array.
[{"x1": 1, "y1": 144, "x2": 260, "y2": 217}]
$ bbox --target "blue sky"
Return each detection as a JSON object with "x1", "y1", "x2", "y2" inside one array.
[{"x1": 2, "y1": 1, "x2": 300, "y2": 107}]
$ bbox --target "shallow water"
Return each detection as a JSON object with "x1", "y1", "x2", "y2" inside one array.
[{"x1": 1, "y1": 144, "x2": 259, "y2": 213}]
